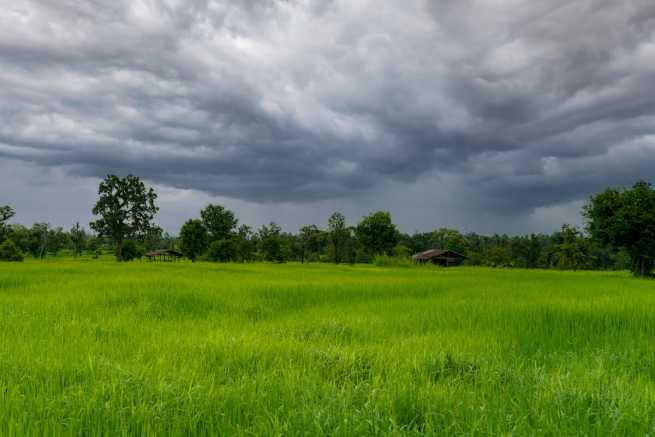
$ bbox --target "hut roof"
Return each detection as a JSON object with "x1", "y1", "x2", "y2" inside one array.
[
  {"x1": 145, "y1": 249, "x2": 184, "y2": 258},
  {"x1": 412, "y1": 249, "x2": 467, "y2": 261}
]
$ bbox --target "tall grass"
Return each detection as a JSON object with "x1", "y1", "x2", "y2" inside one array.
[
  {"x1": 0, "y1": 259, "x2": 653, "y2": 435},
  {"x1": 373, "y1": 254, "x2": 416, "y2": 267}
]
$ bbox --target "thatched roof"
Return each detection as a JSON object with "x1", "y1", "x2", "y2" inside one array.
[{"x1": 412, "y1": 249, "x2": 467, "y2": 261}]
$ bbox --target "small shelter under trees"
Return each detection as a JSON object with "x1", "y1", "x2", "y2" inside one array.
[
  {"x1": 145, "y1": 249, "x2": 184, "y2": 262},
  {"x1": 412, "y1": 249, "x2": 467, "y2": 266}
]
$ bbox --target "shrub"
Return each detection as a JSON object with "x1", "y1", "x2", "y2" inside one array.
[
  {"x1": 121, "y1": 240, "x2": 144, "y2": 261},
  {"x1": 0, "y1": 240, "x2": 24, "y2": 262},
  {"x1": 355, "y1": 249, "x2": 373, "y2": 264},
  {"x1": 374, "y1": 254, "x2": 414, "y2": 268}
]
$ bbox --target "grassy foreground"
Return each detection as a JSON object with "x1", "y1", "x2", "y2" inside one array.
[{"x1": 1, "y1": 260, "x2": 654, "y2": 435}]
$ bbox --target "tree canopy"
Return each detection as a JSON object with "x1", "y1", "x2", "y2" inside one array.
[
  {"x1": 200, "y1": 205, "x2": 238, "y2": 242},
  {"x1": 431, "y1": 228, "x2": 469, "y2": 255},
  {"x1": 5, "y1": 175, "x2": 655, "y2": 274},
  {"x1": 328, "y1": 212, "x2": 348, "y2": 264},
  {"x1": 584, "y1": 181, "x2": 655, "y2": 276},
  {"x1": 258, "y1": 222, "x2": 286, "y2": 263},
  {"x1": 90, "y1": 175, "x2": 159, "y2": 261},
  {"x1": 179, "y1": 219, "x2": 208, "y2": 262},
  {"x1": 70, "y1": 222, "x2": 86, "y2": 257},
  {"x1": 355, "y1": 211, "x2": 398, "y2": 256},
  {"x1": 0, "y1": 239, "x2": 23, "y2": 262},
  {"x1": 299, "y1": 225, "x2": 323, "y2": 263},
  {"x1": 0, "y1": 205, "x2": 15, "y2": 243}
]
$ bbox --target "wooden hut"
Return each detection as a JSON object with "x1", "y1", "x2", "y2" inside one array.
[
  {"x1": 145, "y1": 249, "x2": 184, "y2": 262},
  {"x1": 412, "y1": 249, "x2": 467, "y2": 266}
]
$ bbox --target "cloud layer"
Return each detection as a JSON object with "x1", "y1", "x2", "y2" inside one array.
[{"x1": 1, "y1": 0, "x2": 655, "y2": 230}]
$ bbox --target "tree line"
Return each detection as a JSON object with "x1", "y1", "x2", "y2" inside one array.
[{"x1": 2, "y1": 175, "x2": 655, "y2": 276}]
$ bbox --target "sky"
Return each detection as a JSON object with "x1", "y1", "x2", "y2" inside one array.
[{"x1": 1, "y1": 0, "x2": 655, "y2": 235}]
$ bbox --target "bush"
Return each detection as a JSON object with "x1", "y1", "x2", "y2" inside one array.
[
  {"x1": 0, "y1": 240, "x2": 24, "y2": 262},
  {"x1": 207, "y1": 239, "x2": 237, "y2": 262},
  {"x1": 121, "y1": 240, "x2": 144, "y2": 261}
]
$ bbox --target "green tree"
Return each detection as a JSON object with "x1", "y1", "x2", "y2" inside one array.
[
  {"x1": 431, "y1": 228, "x2": 469, "y2": 255},
  {"x1": 179, "y1": 219, "x2": 208, "y2": 262},
  {"x1": 200, "y1": 205, "x2": 238, "y2": 243},
  {"x1": 554, "y1": 225, "x2": 590, "y2": 270},
  {"x1": 342, "y1": 228, "x2": 358, "y2": 264},
  {"x1": 355, "y1": 211, "x2": 399, "y2": 256},
  {"x1": 486, "y1": 246, "x2": 511, "y2": 267},
  {"x1": 584, "y1": 181, "x2": 655, "y2": 276},
  {"x1": 86, "y1": 235, "x2": 102, "y2": 258},
  {"x1": 393, "y1": 244, "x2": 411, "y2": 258},
  {"x1": 0, "y1": 206, "x2": 15, "y2": 243},
  {"x1": 0, "y1": 239, "x2": 23, "y2": 262},
  {"x1": 28, "y1": 223, "x2": 49, "y2": 259},
  {"x1": 509, "y1": 234, "x2": 543, "y2": 268},
  {"x1": 235, "y1": 225, "x2": 256, "y2": 262},
  {"x1": 47, "y1": 227, "x2": 69, "y2": 256},
  {"x1": 258, "y1": 222, "x2": 286, "y2": 263},
  {"x1": 70, "y1": 222, "x2": 87, "y2": 257},
  {"x1": 298, "y1": 225, "x2": 322, "y2": 263},
  {"x1": 405, "y1": 232, "x2": 432, "y2": 254},
  {"x1": 207, "y1": 238, "x2": 238, "y2": 262},
  {"x1": 328, "y1": 212, "x2": 348, "y2": 264},
  {"x1": 5, "y1": 224, "x2": 30, "y2": 254},
  {"x1": 90, "y1": 175, "x2": 159, "y2": 261}
]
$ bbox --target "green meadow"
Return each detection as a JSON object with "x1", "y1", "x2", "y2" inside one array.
[{"x1": 1, "y1": 260, "x2": 655, "y2": 435}]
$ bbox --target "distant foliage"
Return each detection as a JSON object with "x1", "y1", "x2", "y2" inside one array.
[
  {"x1": 179, "y1": 219, "x2": 208, "y2": 262},
  {"x1": 207, "y1": 239, "x2": 237, "y2": 262},
  {"x1": 0, "y1": 205, "x2": 15, "y2": 243},
  {"x1": 299, "y1": 225, "x2": 323, "y2": 263},
  {"x1": 27, "y1": 223, "x2": 50, "y2": 259},
  {"x1": 585, "y1": 181, "x2": 655, "y2": 276},
  {"x1": 235, "y1": 225, "x2": 256, "y2": 262},
  {"x1": 328, "y1": 212, "x2": 349, "y2": 264},
  {"x1": 121, "y1": 240, "x2": 144, "y2": 261},
  {"x1": 47, "y1": 227, "x2": 70, "y2": 256},
  {"x1": 0, "y1": 239, "x2": 23, "y2": 262},
  {"x1": 70, "y1": 222, "x2": 87, "y2": 257},
  {"x1": 431, "y1": 228, "x2": 470, "y2": 255},
  {"x1": 5, "y1": 176, "x2": 655, "y2": 274},
  {"x1": 258, "y1": 222, "x2": 287, "y2": 263},
  {"x1": 355, "y1": 211, "x2": 399, "y2": 256},
  {"x1": 553, "y1": 225, "x2": 591, "y2": 270},
  {"x1": 200, "y1": 205, "x2": 238, "y2": 243}
]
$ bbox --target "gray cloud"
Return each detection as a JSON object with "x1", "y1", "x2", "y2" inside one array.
[{"x1": 1, "y1": 0, "x2": 655, "y2": 231}]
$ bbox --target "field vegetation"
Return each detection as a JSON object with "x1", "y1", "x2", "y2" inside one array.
[{"x1": 1, "y1": 259, "x2": 655, "y2": 435}]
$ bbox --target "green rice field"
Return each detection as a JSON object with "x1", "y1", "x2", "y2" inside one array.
[{"x1": 1, "y1": 259, "x2": 655, "y2": 435}]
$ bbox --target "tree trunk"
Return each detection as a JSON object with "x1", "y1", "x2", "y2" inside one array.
[
  {"x1": 633, "y1": 256, "x2": 652, "y2": 277},
  {"x1": 115, "y1": 239, "x2": 123, "y2": 262}
]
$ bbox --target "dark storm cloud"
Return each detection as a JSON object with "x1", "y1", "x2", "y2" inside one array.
[{"x1": 1, "y1": 0, "x2": 655, "y2": 215}]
